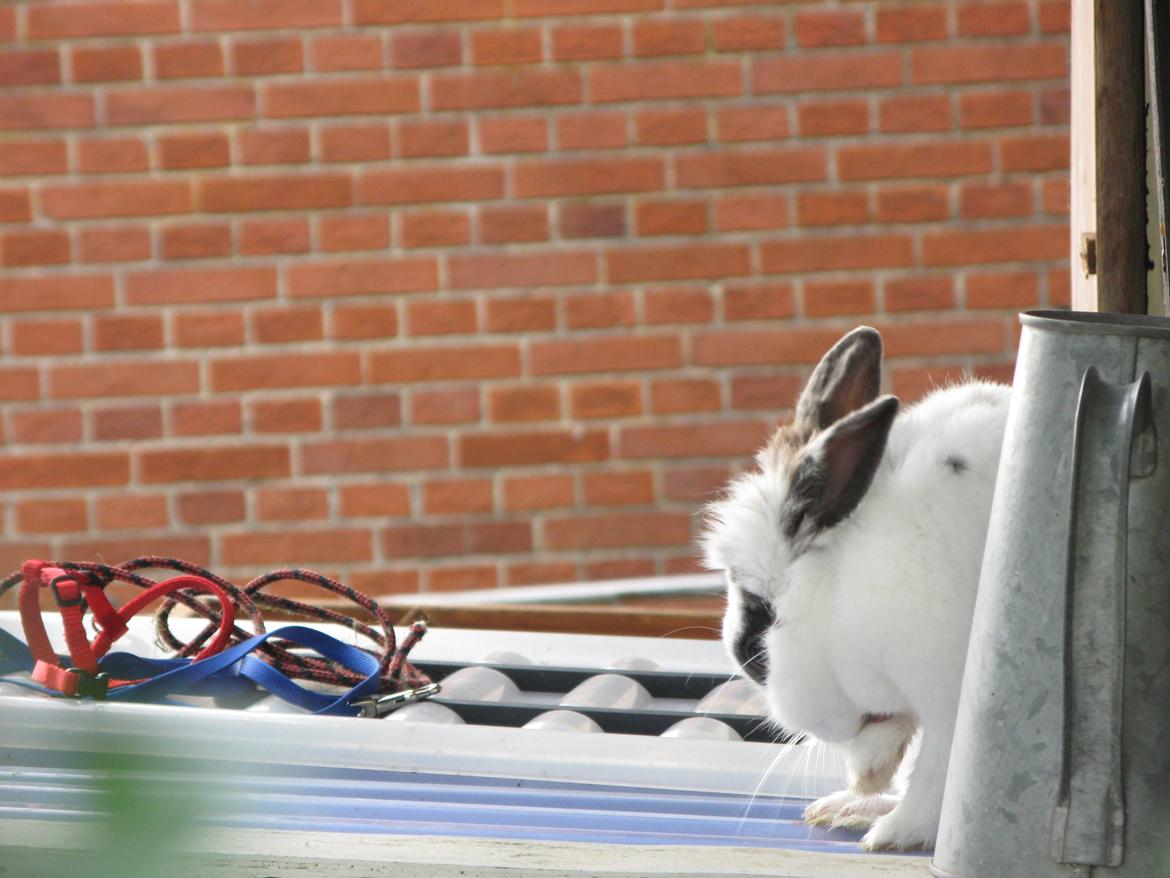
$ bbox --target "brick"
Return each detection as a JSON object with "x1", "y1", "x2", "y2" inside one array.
[
  {"x1": 399, "y1": 118, "x2": 470, "y2": 158},
  {"x1": 221, "y1": 529, "x2": 372, "y2": 566},
  {"x1": 967, "y1": 270, "x2": 1041, "y2": 309},
  {"x1": 795, "y1": 10, "x2": 866, "y2": 47},
  {"x1": 199, "y1": 173, "x2": 350, "y2": 212},
  {"x1": 0, "y1": 139, "x2": 68, "y2": 176},
  {"x1": 321, "y1": 124, "x2": 391, "y2": 162},
  {"x1": 1040, "y1": 88, "x2": 1071, "y2": 125},
  {"x1": 960, "y1": 181, "x2": 1034, "y2": 219},
  {"x1": 1, "y1": 229, "x2": 70, "y2": 267},
  {"x1": 637, "y1": 199, "x2": 707, "y2": 236},
  {"x1": 532, "y1": 335, "x2": 681, "y2": 375},
  {"x1": 0, "y1": 189, "x2": 31, "y2": 223},
  {"x1": 876, "y1": 5, "x2": 948, "y2": 42},
  {"x1": 158, "y1": 131, "x2": 231, "y2": 170},
  {"x1": 1044, "y1": 178, "x2": 1070, "y2": 215},
  {"x1": 731, "y1": 375, "x2": 803, "y2": 411},
  {"x1": 127, "y1": 266, "x2": 276, "y2": 305},
  {"x1": 107, "y1": 86, "x2": 255, "y2": 125},
  {"x1": 663, "y1": 465, "x2": 731, "y2": 502},
  {"x1": 140, "y1": 445, "x2": 290, "y2": 483},
  {"x1": 676, "y1": 148, "x2": 825, "y2": 188},
  {"x1": 880, "y1": 94, "x2": 952, "y2": 133},
  {"x1": 320, "y1": 213, "x2": 390, "y2": 251},
  {"x1": 0, "y1": 49, "x2": 60, "y2": 85},
  {"x1": 331, "y1": 391, "x2": 401, "y2": 430},
  {"x1": 879, "y1": 320, "x2": 1006, "y2": 357},
  {"x1": 239, "y1": 128, "x2": 311, "y2": 165},
  {"x1": 17, "y1": 499, "x2": 87, "y2": 534},
  {"x1": 797, "y1": 191, "x2": 868, "y2": 227},
  {"x1": 636, "y1": 108, "x2": 707, "y2": 146},
  {"x1": 922, "y1": 224, "x2": 1067, "y2": 265},
  {"x1": 959, "y1": 90, "x2": 1034, "y2": 129},
  {"x1": 489, "y1": 385, "x2": 560, "y2": 422},
  {"x1": 10, "y1": 409, "x2": 83, "y2": 444},
  {"x1": 178, "y1": 491, "x2": 246, "y2": 525},
  {"x1": 591, "y1": 61, "x2": 741, "y2": 103},
  {"x1": 369, "y1": 344, "x2": 520, "y2": 382},
  {"x1": 211, "y1": 352, "x2": 360, "y2": 391},
  {"x1": 484, "y1": 296, "x2": 556, "y2": 332},
  {"x1": 607, "y1": 243, "x2": 750, "y2": 283},
  {"x1": 634, "y1": 19, "x2": 705, "y2": 56},
  {"x1": 762, "y1": 234, "x2": 914, "y2": 273},
  {"x1": 43, "y1": 180, "x2": 190, "y2": 220},
  {"x1": 339, "y1": 483, "x2": 411, "y2": 517},
  {"x1": 265, "y1": 77, "x2": 419, "y2": 118},
  {"x1": 560, "y1": 203, "x2": 626, "y2": 239},
  {"x1": 154, "y1": 41, "x2": 224, "y2": 79},
  {"x1": 312, "y1": 34, "x2": 384, "y2": 72},
  {"x1": 620, "y1": 420, "x2": 770, "y2": 459},
  {"x1": 256, "y1": 487, "x2": 329, "y2": 522},
  {"x1": 288, "y1": 258, "x2": 438, "y2": 298},
  {"x1": 1039, "y1": 1, "x2": 1071, "y2": 33},
  {"x1": 51, "y1": 360, "x2": 198, "y2": 399},
  {"x1": 564, "y1": 291, "x2": 635, "y2": 329},
  {"x1": 913, "y1": 45, "x2": 1068, "y2": 85},
  {"x1": 553, "y1": 24, "x2": 623, "y2": 61},
  {"x1": 473, "y1": 28, "x2": 542, "y2": 65},
  {"x1": 504, "y1": 474, "x2": 574, "y2": 511},
  {"x1": 798, "y1": 99, "x2": 869, "y2": 136},
  {"x1": 0, "y1": 8, "x2": 11, "y2": 40},
  {"x1": 432, "y1": 69, "x2": 581, "y2": 111},
  {"x1": 78, "y1": 227, "x2": 152, "y2": 264},
  {"x1": 251, "y1": 397, "x2": 321, "y2": 433},
  {"x1": 411, "y1": 388, "x2": 480, "y2": 424},
  {"x1": 756, "y1": 52, "x2": 902, "y2": 93},
  {"x1": 0, "y1": 367, "x2": 41, "y2": 401},
  {"x1": 480, "y1": 205, "x2": 548, "y2": 244},
  {"x1": 514, "y1": 0, "x2": 656, "y2": 13},
  {"x1": 583, "y1": 471, "x2": 655, "y2": 506},
  {"x1": 161, "y1": 223, "x2": 232, "y2": 260},
  {"x1": 876, "y1": 185, "x2": 950, "y2": 223},
  {"x1": 391, "y1": 30, "x2": 462, "y2": 68},
  {"x1": 93, "y1": 314, "x2": 165, "y2": 351},
  {"x1": 0, "y1": 275, "x2": 114, "y2": 312},
  {"x1": 479, "y1": 115, "x2": 548, "y2": 153},
  {"x1": 586, "y1": 559, "x2": 656, "y2": 580},
  {"x1": 78, "y1": 137, "x2": 149, "y2": 174},
  {"x1": 0, "y1": 94, "x2": 95, "y2": 131},
  {"x1": 172, "y1": 400, "x2": 241, "y2": 436},
  {"x1": 65, "y1": 536, "x2": 210, "y2": 566},
  {"x1": 650, "y1": 379, "x2": 720, "y2": 414},
  {"x1": 1001, "y1": 134, "x2": 1068, "y2": 172},
  {"x1": 382, "y1": 521, "x2": 530, "y2": 558},
  {"x1": 461, "y1": 429, "x2": 609, "y2": 467},
  {"x1": 330, "y1": 304, "x2": 398, "y2": 340},
  {"x1": 356, "y1": 0, "x2": 503, "y2": 23},
  {"x1": 644, "y1": 286, "x2": 714, "y2": 324},
  {"x1": 957, "y1": 2, "x2": 1030, "y2": 37},
  {"x1": 423, "y1": 479, "x2": 494, "y2": 516},
  {"x1": 72, "y1": 45, "x2": 141, "y2": 82},
  {"x1": 11, "y1": 319, "x2": 84, "y2": 357},
  {"x1": 406, "y1": 299, "x2": 477, "y2": 335},
  {"x1": 804, "y1": 279, "x2": 875, "y2": 317},
  {"x1": 885, "y1": 276, "x2": 956, "y2": 312},
  {"x1": 712, "y1": 16, "x2": 786, "y2": 51},
  {"x1": 839, "y1": 141, "x2": 992, "y2": 180},
  {"x1": 192, "y1": 0, "x2": 341, "y2": 30},
  {"x1": 92, "y1": 405, "x2": 163, "y2": 440},
  {"x1": 252, "y1": 306, "x2": 323, "y2": 343},
  {"x1": 173, "y1": 311, "x2": 245, "y2": 348},
  {"x1": 360, "y1": 165, "x2": 504, "y2": 204},
  {"x1": 232, "y1": 36, "x2": 303, "y2": 75},
  {"x1": 449, "y1": 251, "x2": 596, "y2": 289},
  {"x1": 240, "y1": 218, "x2": 310, "y2": 255},
  {"x1": 507, "y1": 561, "x2": 578, "y2": 587},
  {"x1": 693, "y1": 328, "x2": 847, "y2": 367},
  {"x1": 714, "y1": 194, "x2": 789, "y2": 232},
  {"x1": 0, "y1": 451, "x2": 129, "y2": 489},
  {"x1": 28, "y1": 2, "x2": 180, "y2": 39},
  {"x1": 301, "y1": 436, "x2": 449, "y2": 474},
  {"x1": 557, "y1": 112, "x2": 626, "y2": 150},
  {"x1": 717, "y1": 106, "x2": 790, "y2": 143},
  {"x1": 97, "y1": 495, "x2": 169, "y2": 530},
  {"x1": 545, "y1": 512, "x2": 691, "y2": 550}
]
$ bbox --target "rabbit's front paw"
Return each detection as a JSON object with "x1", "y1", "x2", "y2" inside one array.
[
  {"x1": 859, "y1": 806, "x2": 936, "y2": 851},
  {"x1": 804, "y1": 790, "x2": 897, "y2": 831}
]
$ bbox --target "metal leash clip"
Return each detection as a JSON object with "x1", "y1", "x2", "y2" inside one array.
[{"x1": 351, "y1": 681, "x2": 441, "y2": 718}]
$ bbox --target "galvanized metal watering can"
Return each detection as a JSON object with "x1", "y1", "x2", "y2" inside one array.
[{"x1": 933, "y1": 310, "x2": 1170, "y2": 878}]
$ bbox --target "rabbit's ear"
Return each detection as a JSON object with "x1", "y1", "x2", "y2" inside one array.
[
  {"x1": 783, "y1": 395, "x2": 899, "y2": 543},
  {"x1": 795, "y1": 326, "x2": 883, "y2": 431}
]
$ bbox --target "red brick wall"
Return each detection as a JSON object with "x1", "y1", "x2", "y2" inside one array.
[{"x1": 0, "y1": 0, "x2": 1069, "y2": 598}]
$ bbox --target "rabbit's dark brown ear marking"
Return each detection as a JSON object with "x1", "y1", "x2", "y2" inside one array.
[
  {"x1": 783, "y1": 395, "x2": 899, "y2": 543},
  {"x1": 795, "y1": 326, "x2": 883, "y2": 431}
]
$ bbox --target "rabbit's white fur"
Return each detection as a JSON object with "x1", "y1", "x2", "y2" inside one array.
[{"x1": 704, "y1": 345, "x2": 1010, "y2": 850}]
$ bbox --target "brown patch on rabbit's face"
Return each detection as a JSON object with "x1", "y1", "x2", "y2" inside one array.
[{"x1": 760, "y1": 421, "x2": 816, "y2": 475}]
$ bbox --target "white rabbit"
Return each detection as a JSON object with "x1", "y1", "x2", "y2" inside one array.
[{"x1": 702, "y1": 326, "x2": 1010, "y2": 850}]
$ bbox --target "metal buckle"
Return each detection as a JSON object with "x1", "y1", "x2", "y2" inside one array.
[
  {"x1": 65, "y1": 668, "x2": 110, "y2": 699},
  {"x1": 351, "y1": 682, "x2": 441, "y2": 718}
]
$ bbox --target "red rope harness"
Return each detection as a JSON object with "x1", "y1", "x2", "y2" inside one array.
[{"x1": 2, "y1": 556, "x2": 430, "y2": 698}]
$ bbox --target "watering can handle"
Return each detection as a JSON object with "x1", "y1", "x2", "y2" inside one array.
[{"x1": 1050, "y1": 367, "x2": 1154, "y2": 868}]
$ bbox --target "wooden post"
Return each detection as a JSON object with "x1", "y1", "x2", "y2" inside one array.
[{"x1": 1094, "y1": 0, "x2": 1148, "y2": 314}]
